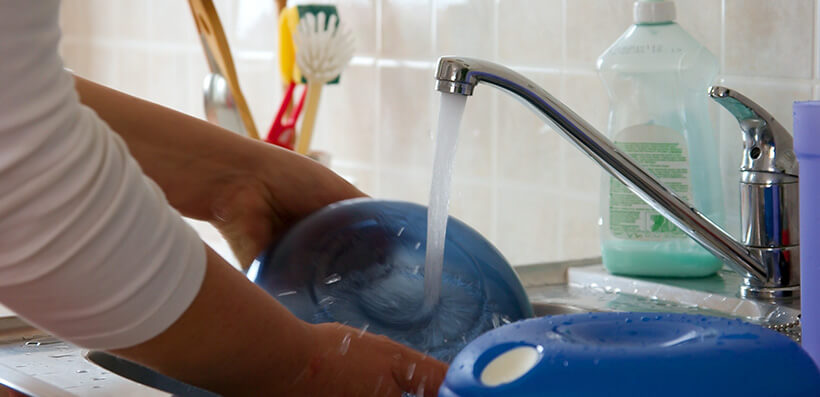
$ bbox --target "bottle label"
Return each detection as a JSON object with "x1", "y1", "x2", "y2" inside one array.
[{"x1": 609, "y1": 124, "x2": 690, "y2": 240}]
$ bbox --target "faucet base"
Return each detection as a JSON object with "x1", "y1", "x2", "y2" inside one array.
[{"x1": 740, "y1": 284, "x2": 800, "y2": 301}]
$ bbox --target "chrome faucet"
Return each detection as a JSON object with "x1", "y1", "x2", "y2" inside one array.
[{"x1": 435, "y1": 57, "x2": 799, "y2": 301}]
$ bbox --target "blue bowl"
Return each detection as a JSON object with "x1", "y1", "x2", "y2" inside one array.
[
  {"x1": 440, "y1": 312, "x2": 820, "y2": 397},
  {"x1": 248, "y1": 198, "x2": 533, "y2": 362}
]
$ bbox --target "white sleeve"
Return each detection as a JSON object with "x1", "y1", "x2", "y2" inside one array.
[{"x1": 0, "y1": 0, "x2": 206, "y2": 349}]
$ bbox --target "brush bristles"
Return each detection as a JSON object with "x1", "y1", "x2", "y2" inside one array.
[{"x1": 294, "y1": 12, "x2": 356, "y2": 84}]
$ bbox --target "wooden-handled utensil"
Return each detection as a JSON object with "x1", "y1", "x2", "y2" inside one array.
[{"x1": 189, "y1": 0, "x2": 260, "y2": 140}]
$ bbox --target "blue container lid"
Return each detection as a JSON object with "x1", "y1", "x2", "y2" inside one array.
[{"x1": 441, "y1": 312, "x2": 820, "y2": 397}]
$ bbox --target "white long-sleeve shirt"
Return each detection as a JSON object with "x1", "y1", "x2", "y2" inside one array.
[{"x1": 0, "y1": 0, "x2": 206, "y2": 349}]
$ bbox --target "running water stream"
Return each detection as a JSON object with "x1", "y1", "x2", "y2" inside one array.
[{"x1": 421, "y1": 93, "x2": 468, "y2": 314}]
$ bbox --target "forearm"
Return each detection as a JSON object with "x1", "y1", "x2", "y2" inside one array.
[
  {"x1": 74, "y1": 75, "x2": 367, "y2": 266},
  {"x1": 72, "y1": 76, "x2": 267, "y2": 220},
  {"x1": 113, "y1": 248, "x2": 313, "y2": 396}
]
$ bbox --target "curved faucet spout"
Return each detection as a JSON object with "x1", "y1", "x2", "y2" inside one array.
[{"x1": 435, "y1": 56, "x2": 774, "y2": 292}]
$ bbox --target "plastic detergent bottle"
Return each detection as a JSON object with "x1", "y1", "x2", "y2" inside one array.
[
  {"x1": 596, "y1": 0, "x2": 724, "y2": 277},
  {"x1": 795, "y1": 101, "x2": 820, "y2": 367}
]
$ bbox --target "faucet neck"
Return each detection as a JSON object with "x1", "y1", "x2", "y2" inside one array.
[{"x1": 435, "y1": 57, "x2": 800, "y2": 300}]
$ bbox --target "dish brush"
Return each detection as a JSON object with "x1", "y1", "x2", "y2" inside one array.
[{"x1": 293, "y1": 11, "x2": 355, "y2": 155}]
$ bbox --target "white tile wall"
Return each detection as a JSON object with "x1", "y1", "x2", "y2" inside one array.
[{"x1": 59, "y1": 0, "x2": 819, "y2": 266}]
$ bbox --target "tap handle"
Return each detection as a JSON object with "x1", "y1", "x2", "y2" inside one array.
[{"x1": 709, "y1": 86, "x2": 798, "y2": 177}]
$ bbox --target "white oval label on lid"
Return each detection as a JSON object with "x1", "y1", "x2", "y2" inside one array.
[{"x1": 480, "y1": 345, "x2": 540, "y2": 387}]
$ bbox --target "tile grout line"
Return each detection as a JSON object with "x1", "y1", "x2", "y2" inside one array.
[
  {"x1": 556, "y1": 0, "x2": 570, "y2": 260},
  {"x1": 373, "y1": 0, "x2": 384, "y2": 196},
  {"x1": 815, "y1": 0, "x2": 820, "y2": 82},
  {"x1": 490, "y1": 0, "x2": 501, "y2": 243},
  {"x1": 720, "y1": 0, "x2": 726, "y2": 74}
]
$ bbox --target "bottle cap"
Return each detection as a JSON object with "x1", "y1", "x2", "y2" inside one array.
[
  {"x1": 634, "y1": 0, "x2": 675, "y2": 23},
  {"x1": 794, "y1": 101, "x2": 820, "y2": 157}
]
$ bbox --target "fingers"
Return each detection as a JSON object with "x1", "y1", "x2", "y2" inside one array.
[
  {"x1": 209, "y1": 182, "x2": 282, "y2": 267},
  {"x1": 391, "y1": 347, "x2": 449, "y2": 397},
  {"x1": 309, "y1": 323, "x2": 448, "y2": 397}
]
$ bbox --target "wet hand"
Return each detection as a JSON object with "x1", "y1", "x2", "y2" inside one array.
[
  {"x1": 210, "y1": 147, "x2": 366, "y2": 268},
  {"x1": 287, "y1": 323, "x2": 449, "y2": 397}
]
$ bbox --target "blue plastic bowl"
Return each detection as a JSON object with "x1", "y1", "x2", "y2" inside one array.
[
  {"x1": 440, "y1": 312, "x2": 820, "y2": 397},
  {"x1": 248, "y1": 198, "x2": 533, "y2": 362}
]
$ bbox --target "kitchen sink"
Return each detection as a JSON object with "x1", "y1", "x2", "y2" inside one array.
[
  {"x1": 530, "y1": 302, "x2": 596, "y2": 317},
  {"x1": 84, "y1": 351, "x2": 217, "y2": 397},
  {"x1": 0, "y1": 258, "x2": 803, "y2": 395}
]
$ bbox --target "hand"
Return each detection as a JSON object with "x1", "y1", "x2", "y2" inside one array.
[
  {"x1": 287, "y1": 323, "x2": 449, "y2": 397},
  {"x1": 208, "y1": 146, "x2": 366, "y2": 267}
]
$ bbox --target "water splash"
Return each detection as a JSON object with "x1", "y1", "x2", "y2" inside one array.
[
  {"x1": 358, "y1": 323, "x2": 370, "y2": 338},
  {"x1": 323, "y1": 273, "x2": 342, "y2": 285},
  {"x1": 339, "y1": 333, "x2": 352, "y2": 355},
  {"x1": 406, "y1": 362, "x2": 416, "y2": 381}
]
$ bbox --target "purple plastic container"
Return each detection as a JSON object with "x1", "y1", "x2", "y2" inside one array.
[{"x1": 795, "y1": 101, "x2": 820, "y2": 367}]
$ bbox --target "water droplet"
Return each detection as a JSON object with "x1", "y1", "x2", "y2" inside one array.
[
  {"x1": 319, "y1": 296, "x2": 335, "y2": 306},
  {"x1": 593, "y1": 359, "x2": 600, "y2": 365},
  {"x1": 416, "y1": 377, "x2": 426, "y2": 396},
  {"x1": 358, "y1": 324, "x2": 370, "y2": 338},
  {"x1": 339, "y1": 333, "x2": 352, "y2": 355},
  {"x1": 92, "y1": 377, "x2": 106, "y2": 381},
  {"x1": 625, "y1": 318, "x2": 632, "y2": 324},
  {"x1": 14, "y1": 365, "x2": 25, "y2": 368},
  {"x1": 397, "y1": 227, "x2": 405, "y2": 237},
  {"x1": 414, "y1": 242, "x2": 421, "y2": 250},
  {"x1": 49, "y1": 354, "x2": 74, "y2": 359},
  {"x1": 277, "y1": 290, "x2": 297, "y2": 297},
  {"x1": 24, "y1": 337, "x2": 61, "y2": 347},
  {"x1": 641, "y1": 317, "x2": 650, "y2": 322},
  {"x1": 92, "y1": 386, "x2": 101, "y2": 389},
  {"x1": 562, "y1": 360, "x2": 569, "y2": 367},
  {"x1": 323, "y1": 273, "x2": 342, "y2": 285},
  {"x1": 76, "y1": 370, "x2": 88, "y2": 374},
  {"x1": 406, "y1": 362, "x2": 416, "y2": 380}
]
